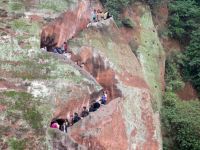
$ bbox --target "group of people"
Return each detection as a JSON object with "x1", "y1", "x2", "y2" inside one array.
[
  {"x1": 50, "y1": 106, "x2": 89, "y2": 133},
  {"x1": 50, "y1": 91, "x2": 108, "y2": 133},
  {"x1": 52, "y1": 42, "x2": 68, "y2": 54},
  {"x1": 43, "y1": 8, "x2": 112, "y2": 54},
  {"x1": 91, "y1": 9, "x2": 111, "y2": 23},
  {"x1": 46, "y1": 8, "x2": 111, "y2": 133}
]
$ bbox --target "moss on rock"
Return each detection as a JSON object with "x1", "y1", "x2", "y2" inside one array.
[
  {"x1": 1, "y1": 91, "x2": 43, "y2": 131},
  {"x1": 8, "y1": 138, "x2": 26, "y2": 150},
  {"x1": 137, "y1": 5, "x2": 165, "y2": 110}
]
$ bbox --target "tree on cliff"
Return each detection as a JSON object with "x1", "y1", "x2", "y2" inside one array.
[
  {"x1": 183, "y1": 28, "x2": 200, "y2": 93},
  {"x1": 163, "y1": 1, "x2": 200, "y2": 149},
  {"x1": 99, "y1": 0, "x2": 160, "y2": 25},
  {"x1": 168, "y1": 0, "x2": 200, "y2": 94},
  {"x1": 162, "y1": 92, "x2": 200, "y2": 150},
  {"x1": 168, "y1": 0, "x2": 200, "y2": 44}
]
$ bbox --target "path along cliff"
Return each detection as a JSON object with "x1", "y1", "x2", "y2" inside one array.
[
  {"x1": 41, "y1": 0, "x2": 165, "y2": 149},
  {"x1": 0, "y1": 0, "x2": 165, "y2": 149}
]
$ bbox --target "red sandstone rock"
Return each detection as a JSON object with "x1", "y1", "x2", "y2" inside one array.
[
  {"x1": 73, "y1": 46, "x2": 122, "y2": 100},
  {"x1": 40, "y1": 0, "x2": 103, "y2": 50},
  {"x1": 69, "y1": 99, "x2": 128, "y2": 150},
  {"x1": 41, "y1": 1, "x2": 161, "y2": 149}
]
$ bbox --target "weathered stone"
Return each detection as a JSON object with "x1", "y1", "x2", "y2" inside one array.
[
  {"x1": 0, "y1": 0, "x2": 165, "y2": 149},
  {"x1": 0, "y1": 9, "x2": 7, "y2": 17}
]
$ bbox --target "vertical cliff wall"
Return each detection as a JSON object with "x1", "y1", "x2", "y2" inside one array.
[
  {"x1": 40, "y1": 0, "x2": 164, "y2": 149},
  {"x1": 0, "y1": 0, "x2": 165, "y2": 149},
  {"x1": 65, "y1": 17, "x2": 161, "y2": 149}
]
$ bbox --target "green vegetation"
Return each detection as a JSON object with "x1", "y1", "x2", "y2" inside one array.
[
  {"x1": 8, "y1": 0, "x2": 25, "y2": 13},
  {"x1": 8, "y1": 138, "x2": 26, "y2": 150},
  {"x1": 163, "y1": 48, "x2": 200, "y2": 150},
  {"x1": 24, "y1": 107, "x2": 43, "y2": 130},
  {"x1": 182, "y1": 29, "x2": 200, "y2": 93},
  {"x1": 145, "y1": 0, "x2": 161, "y2": 8},
  {"x1": 1, "y1": 91, "x2": 43, "y2": 131},
  {"x1": 101, "y1": 0, "x2": 131, "y2": 25},
  {"x1": 163, "y1": 10, "x2": 200, "y2": 147},
  {"x1": 137, "y1": 8, "x2": 165, "y2": 110},
  {"x1": 100, "y1": 0, "x2": 161, "y2": 25},
  {"x1": 168, "y1": 0, "x2": 200, "y2": 94},
  {"x1": 38, "y1": 0, "x2": 69, "y2": 12},
  {"x1": 163, "y1": 4, "x2": 200, "y2": 146},
  {"x1": 10, "y1": 18, "x2": 40, "y2": 36},
  {"x1": 165, "y1": 52, "x2": 185, "y2": 91},
  {"x1": 10, "y1": 18, "x2": 30, "y2": 32},
  {"x1": 168, "y1": 0, "x2": 200, "y2": 42},
  {"x1": 122, "y1": 17, "x2": 135, "y2": 28},
  {"x1": 161, "y1": 92, "x2": 200, "y2": 150}
]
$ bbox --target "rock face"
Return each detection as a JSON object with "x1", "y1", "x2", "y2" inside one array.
[
  {"x1": 40, "y1": 0, "x2": 103, "y2": 50},
  {"x1": 0, "y1": 0, "x2": 165, "y2": 149},
  {"x1": 40, "y1": 0, "x2": 163, "y2": 149},
  {"x1": 121, "y1": 3, "x2": 166, "y2": 109},
  {"x1": 70, "y1": 98, "x2": 128, "y2": 150},
  {"x1": 65, "y1": 18, "x2": 161, "y2": 149},
  {"x1": 0, "y1": 50, "x2": 102, "y2": 149},
  {"x1": 0, "y1": 1, "x2": 102, "y2": 149}
]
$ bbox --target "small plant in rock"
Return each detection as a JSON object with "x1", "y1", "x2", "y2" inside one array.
[
  {"x1": 38, "y1": 0, "x2": 68, "y2": 12},
  {"x1": 10, "y1": 18, "x2": 30, "y2": 33},
  {"x1": 8, "y1": 0, "x2": 25, "y2": 13},
  {"x1": 122, "y1": 17, "x2": 135, "y2": 28},
  {"x1": 165, "y1": 52, "x2": 185, "y2": 92},
  {"x1": 8, "y1": 138, "x2": 26, "y2": 150},
  {"x1": 3, "y1": 91, "x2": 44, "y2": 131}
]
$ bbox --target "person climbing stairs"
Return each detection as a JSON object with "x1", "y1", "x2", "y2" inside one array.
[{"x1": 50, "y1": 90, "x2": 109, "y2": 133}]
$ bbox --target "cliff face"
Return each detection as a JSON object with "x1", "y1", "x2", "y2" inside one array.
[
  {"x1": 0, "y1": 0, "x2": 164, "y2": 149},
  {"x1": 40, "y1": 0, "x2": 164, "y2": 149},
  {"x1": 40, "y1": 0, "x2": 103, "y2": 49},
  {"x1": 66, "y1": 19, "x2": 160, "y2": 149}
]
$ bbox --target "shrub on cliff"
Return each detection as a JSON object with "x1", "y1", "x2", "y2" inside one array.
[
  {"x1": 162, "y1": 92, "x2": 200, "y2": 150},
  {"x1": 165, "y1": 52, "x2": 185, "y2": 92},
  {"x1": 168, "y1": 0, "x2": 200, "y2": 43},
  {"x1": 100, "y1": 0, "x2": 161, "y2": 26},
  {"x1": 122, "y1": 17, "x2": 135, "y2": 28},
  {"x1": 102, "y1": 0, "x2": 131, "y2": 25},
  {"x1": 168, "y1": 0, "x2": 200, "y2": 94},
  {"x1": 8, "y1": 138, "x2": 26, "y2": 150},
  {"x1": 182, "y1": 29, "x2": 200, "y2": 94}
]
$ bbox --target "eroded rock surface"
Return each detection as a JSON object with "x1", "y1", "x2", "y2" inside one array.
[
  {"x1": 0, "y1": 0, "x2": 164, "y2": 149},
  {"x1": 65, "y1": 17, "x2": 161, "y2": 149},
  {"x1": 40, "y1": 0, "x2": 102, "y2": 50}
]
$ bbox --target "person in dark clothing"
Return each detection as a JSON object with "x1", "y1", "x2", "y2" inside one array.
[
  {"x1": 93, "y1": 101, "x2": 101, "y2": 109},
  {"x1": 52, "y1": 47, "x2": 64, "y2": 54},
  {"x1": 52, "y1": 42, "x2": 68, "y2": 54},
  {"x1": 81, "y1": 106, "x2": 89, "y2": 118},
  {"x1": 72, "y1": 113, "x2": 81, "y2": 124},
  {"x1": 60, "y1": 119, "x2": 70, "y2": 133},
  {"x1": 89, "y1": 100, "x2": 100, "y2": 112},
  {"x1": 89, "y1": 104, "x2": 95, "y2": 112}
]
